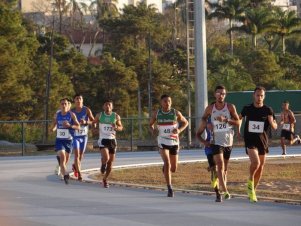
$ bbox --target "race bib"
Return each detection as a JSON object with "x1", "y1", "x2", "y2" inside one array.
[
  {"x1": 282, "y1": 123, "x2": 290, "y2": 131},
  {"x1": 57, "y1": 128, "x2": 71, "y2": 139},
  {"x1": 248, "y1": 121, "x2": 264, "y2": 133},
  {"x1": 100, "y1": 124, "x2": 115, "y2": 136},
  {"x1": 213, "y1": 120, "x2": 229, "y2": 132},
  {"x1": 75, "y1": 126, "x2": 88, "y2": 136},
  {"x1": 158, "y1": 124, "x2": 179, "y2": 140}
]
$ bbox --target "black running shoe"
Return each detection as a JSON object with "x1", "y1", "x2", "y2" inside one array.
[
  {"x1": 167, "y1": 189, "x2": 174, "y2": 197},
  {"x1": 63, "y1": 175, "x2": 69, "y2": 185},
  {"x1": 100, "y1": 164, "x2": 107, "y2": 174},
  {"x1": 215, "y1": 193, "x2": 222, "y2": 202}
]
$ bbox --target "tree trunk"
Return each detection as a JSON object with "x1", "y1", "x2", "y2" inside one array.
[
  {"x1": 252, "y1": 34, "x2": 257, "y2": 49},
  {"x1": 282, "y1": 35, "x2": 286, "y2": 55},
  {"x1": 229, "y1": 19, "x2": 233, "y2": 55}
]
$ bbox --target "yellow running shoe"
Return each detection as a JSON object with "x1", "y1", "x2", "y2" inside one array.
[{"x1": 247, "y1": 180, "x2": 257, "y2": 203}]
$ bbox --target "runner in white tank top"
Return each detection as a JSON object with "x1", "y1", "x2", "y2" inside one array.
[{"x1": 196, "y1": 85, "x2": 239, "y2": 202}]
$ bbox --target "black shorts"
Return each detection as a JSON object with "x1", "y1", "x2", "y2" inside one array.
[
  {"x1": 245, "y1": 145, "x2": 269, "y2": 155},
  {"x1": 159, "y1": 144, "x2": 179, "y2": 155},
  {"x1": 207, "y1": 153, "x2": 215, "y2": 168},
  {"x1": 211, "y1": 145, "x2": 232, "y2": 160},
  {"x1": 281, "y1": 129, "x2": 294, "y2": 140},
  {"x1": 98, "y1": 139, "x2": 117, "y2": 154}
]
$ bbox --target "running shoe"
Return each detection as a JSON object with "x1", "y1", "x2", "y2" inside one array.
[
  {"x1": 224, "y1": 192, "x2": 231, "y2": 200},
  {"x1": 72, "y1": 164, "x2": 78, "y2": 177},
  {"x1": 54, "y1": 165, "x2": 60, "y2": 175},
  {"x1": 249, "y1": 192, "x2": 258, "y2": 203},
  {"x1": 100, "y1": 164, "x2": 107, "y2": 174},
  {"x1": 63, "y1": 175, "x2": 69, "y2": 185},
  {"x1": 167, "y1": 189, "x2": 174, "y2": 197},
  {"x1": 103, "y1": 179, "x2": 109, "y2": 188},
  {"x1": 247, "y1": 180, "x2": 257, "y2": 203},
  {"x1": 215, "y1": 193, "x2": 222, "y2": 202}
]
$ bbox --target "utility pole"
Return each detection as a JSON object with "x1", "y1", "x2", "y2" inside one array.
[
  {"x1": 45, "y1": 10, "x2": 55, "y2": 142},
  {"x1": 194, "y1": 0, "x2": 208, "y2": 125}
]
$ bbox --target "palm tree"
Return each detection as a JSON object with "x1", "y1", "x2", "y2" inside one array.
[
  {"x1": 208, "y1": 0, "x2": 248, "y2": 55},
  {"x1": 90, "y1": 0, "x2": 119, "y2": 21},
  {"x1": 231, "y1": 6, "x2": 276, "y2": 49},
  {"x1": 273, "y1": 8, "x2": 301, "y2": 55},
  {"x1": 67, "y1": 0, "x2": 89, "y2": 28}
]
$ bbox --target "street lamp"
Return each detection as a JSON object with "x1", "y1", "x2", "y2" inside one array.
[{"x1": 44, "y1": 6, "x2": 55, "y2": 142}]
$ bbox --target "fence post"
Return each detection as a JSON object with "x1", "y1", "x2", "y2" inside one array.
[
  {"x1": 21, "y1": 121, "x2": 25, "y2": 156},
  {"x1": 130, "y1": 118, "x2": 134, "y2": 152}
]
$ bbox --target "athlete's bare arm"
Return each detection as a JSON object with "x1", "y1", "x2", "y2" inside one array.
[
  {"x1": 114, "y1": 114, "x2": 123, "y2": 131},
  {"x1": 149, "y1": 110, "x2": 158, "y2": 136},
  {"x1": 84, "y1": 107, "x2": 95, "y2": 126},
  {"x1": 196, "y1": 105, "x2": 212, "y2": 145},
  {"x1": 228, "y1": 104, "x2": 240, "y2": 126},
  {"x1": 51, "y1": 114, "x2": 57, "y2": 132},
  {"x1": 268, "y1": 115, "x2": 278, "y2": 130},
  {"x1": 175, "y1": 110, "x2": 188, "y2": 134},
  {"x1": 70, "y1": 112, "x2": 81, "y2": 130},
  {"x1": 289, "y1": 110, "x2": 296, "y2": 124}
]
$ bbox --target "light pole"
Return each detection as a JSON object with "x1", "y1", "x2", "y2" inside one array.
[
  {"x1": 148, "y1": 32, "x2": 152, "y2": 118},
  {"x1": 44, "y1": 9, "x2": 55, "y2": 142}
]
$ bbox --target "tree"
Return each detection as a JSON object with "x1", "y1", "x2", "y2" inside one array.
[
  {"x1": 208, "y1": 0, "x2": 248, "y2": 55},
  {"x1": 231, "y1": 6, "x2": 276, "y2": 48},
  {"x1": 273, "y1": 8, "x2": 301, "y2": 55},
  {"x1": 0, "y1": 1, "x2": 39, "y2": 120},
  {"x1": 242, "y1": 48, "x2": 283, "y2": 89}
]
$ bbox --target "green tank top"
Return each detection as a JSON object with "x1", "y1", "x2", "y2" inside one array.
[
  {"x1": 99, "y1": 111, "x2": 116, "y2": 124},
  {"x1": 156, "y1": 108, "x2": 177, "y2": 125},
  {"x1": 98, "y1": 112, "x2": 117, "y2": 139}
]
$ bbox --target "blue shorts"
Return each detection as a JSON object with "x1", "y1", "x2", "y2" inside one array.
[
  {"x1": 55, "y1": 139, "x2": 72, "y2": 153},
  {"x1": 73, "y1": 136, "x2": 88, "y2": 153}
]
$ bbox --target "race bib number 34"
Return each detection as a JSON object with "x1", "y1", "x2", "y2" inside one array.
[{"x1": 248, "y1": 121, "x2": 264, "y2": 133}]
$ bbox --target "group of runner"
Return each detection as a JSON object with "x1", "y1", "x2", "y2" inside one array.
[
  {"x1": 51, "y1": 95, "x2": 122, "y2": 186},
  {"x1": 50, "y1": 86, "x2": 300, "y2": 203}
]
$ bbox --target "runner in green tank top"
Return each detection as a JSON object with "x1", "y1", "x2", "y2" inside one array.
[
  {"x1": 149, "y1": 94, "x2": 188, "y2": 197},
  {"x1": 93, "y1": 99, "x2": 123, "y2": 188}
]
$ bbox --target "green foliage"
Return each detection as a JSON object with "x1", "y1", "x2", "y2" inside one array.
[{"x1": 242, "y1": 48, "x2": 283, "y2": 89}]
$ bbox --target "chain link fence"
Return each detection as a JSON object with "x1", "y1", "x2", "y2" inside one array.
[{"x1": 1, "y1": 114, "x2": 300, "y2": 155}]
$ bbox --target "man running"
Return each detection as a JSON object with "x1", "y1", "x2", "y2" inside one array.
[
  {"x1": 239, "y1": 86, "x2": 278, "y2": 202},
  {"x1": 196, "y1": 85, "x2": 239, "y2": 202},
  {"x1": 93, "y1": 99, "x2": 123, "y2": 188},
  {"x1": 149, "y1": 94, "x2": 188, "y2": 197},
  {"x1": 71, "y1": 94, "x2": 95, "y2": 181},
  {"x1": 197, "y1": 117, "x2": 219, "y2": 201},
  {"x1": 54, "y1": 98, "x2": 73, "y2": 176},
  {"x1": 279, "y1": 100, "x2": 300, "y2": 155},
  {"x1": 51, "y1": 98, "x2": 80, "y2": 184}
]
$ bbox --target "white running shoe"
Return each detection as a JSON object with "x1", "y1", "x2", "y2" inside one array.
[{"x1": 54, "y1": 165, "x2": 61, "y2": 175}]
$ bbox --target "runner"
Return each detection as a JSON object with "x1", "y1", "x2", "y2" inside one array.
[
  {"x1": 54, "y1": 98, "x2": 73, "y2": 176},
  {"x1": 93, "y1": 99, "x2": 123, "y2": 188},
  {"x1": 51, "y1": 98, "x2": 80, "y2": 184},
  {"x1": 196, "y1": 117, "x2": 219, "y2": 201},
  {"x1": 196, "y1": 85, "x2": 239, "y2": 202},
  {"x1": 149, "y1": 94, "x2": 188, "y2": 197},
  {"x1": 239, "y1": 86, "x2": 278, "y2": 202},
  {"x1": 279, "y1": 100, "x2": 300, "y2": 155},
  {"x1": 71, "y1": 94, "x2": 95, "y2": 181}
]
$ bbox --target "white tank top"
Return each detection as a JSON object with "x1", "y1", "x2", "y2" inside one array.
[{"x1": 211, "y1": 103, "x2": 234, "y2": 147}]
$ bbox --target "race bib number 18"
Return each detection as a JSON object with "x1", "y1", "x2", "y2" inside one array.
[{"x1": 248, "y1": 121, "x2": 264, "y2": 133}]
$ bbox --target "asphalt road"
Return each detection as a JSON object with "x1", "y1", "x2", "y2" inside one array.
[{"x1": 0, "y1": 146, "x2": 300, "y2": 226}]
